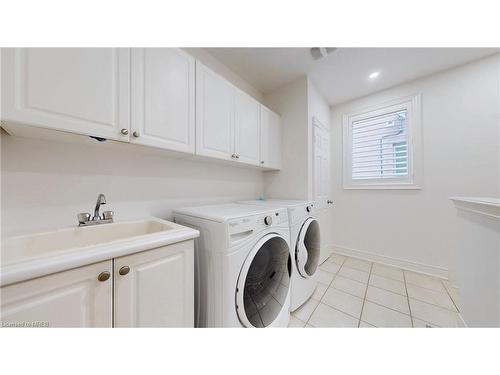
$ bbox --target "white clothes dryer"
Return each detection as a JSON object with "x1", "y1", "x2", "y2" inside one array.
[
  {"x1": 238, "y1": 199, "x2": 320, "y2": 311},
  {"x1": 174, "y1": 204, "x2": 291, "y2": 327}
]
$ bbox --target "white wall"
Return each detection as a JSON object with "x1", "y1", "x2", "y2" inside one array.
[
  {"x1": 263, "y1": 77, "x2": 310, "y2": 200},
  {"x1": 1, "y1": 48, "x2": 266, "y2": 238},
  {"x1": 1, "y1": 134, "x2": 264, "y2": 237},
  {"x1": 329, "y1": 54, "x2": 500, "y2": 277}
]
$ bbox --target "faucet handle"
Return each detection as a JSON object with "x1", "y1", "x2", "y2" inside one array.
[
  {"x1": 102, "y1": 211, "x2": 114, "y2": 221},
  {"x1": 77, "y1": 212, "x2": 91, "y2": 224}
]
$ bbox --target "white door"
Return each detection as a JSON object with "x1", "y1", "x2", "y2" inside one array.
[
  {"x1": 234, "y1": 90, "x2": 260, "y2": 166},
  {"x1": 195, "y1": 62, "x2": 235, "y2": 160},
  {"x1": 1, "y1": 48, "x2": 130, "y2": 141},
  {"x1": 260, "y1": 106, "x2": 282, "y2": 170},
  {"x1": 130, "y1": 48, "x2": 195, "y2": 153},
  {"x1": 0, "y1": 261, "x2": 112, "y2": 328},
  {"x1": 313, "y1": 118, "x2": 333, "y2": 263},
  {"x1": 113, "y1": 241, "x2": 194, "y2": 327}
]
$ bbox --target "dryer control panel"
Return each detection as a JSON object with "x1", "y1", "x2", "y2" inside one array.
[
  {"x1": 227, "y1": 208, "x2": 288, "y2": 241},
  {"x1": 288, "y1": 202, "x2": 315, "y2": 225}
]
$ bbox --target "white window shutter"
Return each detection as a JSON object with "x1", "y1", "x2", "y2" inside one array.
[{"x1": 351, "y1": 110, "x2": 409, "y2": 180}]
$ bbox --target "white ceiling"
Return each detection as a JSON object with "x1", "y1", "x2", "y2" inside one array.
[{"x1": 206, "y1": 48, "x2": 499, "y2": 104}]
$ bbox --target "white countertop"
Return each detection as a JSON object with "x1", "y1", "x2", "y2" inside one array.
[
  {"x1": 450, "y1": 197, "x2": 500, "y2": 219},
  {"x1": 1, "y1": 218, "x2": 199, "y2": 287}
]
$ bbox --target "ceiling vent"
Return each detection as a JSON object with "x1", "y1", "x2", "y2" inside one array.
[{"x1": 310, "y1": 47, "x2": 337, "y2": 60}]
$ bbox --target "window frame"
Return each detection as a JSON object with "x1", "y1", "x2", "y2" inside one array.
[{"x1": 342, "y1": 94, "x2": 422, "y2": 190}]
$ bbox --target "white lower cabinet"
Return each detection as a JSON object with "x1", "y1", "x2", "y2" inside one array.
[
  {"x1": 113, "y1": 241, "x2": 194, "y2": 327},
  {"x1": 0, "y1": 241, "x2": 194, "y2": 328},
  {"x1": 0, "y1": 261, "x2": 113, "y2": 328}
]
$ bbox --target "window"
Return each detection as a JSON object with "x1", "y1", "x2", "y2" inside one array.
[
  {"x1": 343, "y1": 94, "x2": 422, "y2": 189},
  {"x1": 392, "y1": 141, "x2": 408, "y2": 175}
]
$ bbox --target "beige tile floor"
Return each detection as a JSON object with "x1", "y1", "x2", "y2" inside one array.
[{"x1": 289, "y1": 253, "x2": 463, "y2": 328}]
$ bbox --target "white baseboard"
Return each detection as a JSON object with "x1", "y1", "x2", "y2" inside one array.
[{"x1": 329, "y1": 244, "x2": 449, "y2": 279}]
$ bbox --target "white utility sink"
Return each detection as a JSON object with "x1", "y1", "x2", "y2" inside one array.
[{"x1": 1, "y1": 218, "x2": 199, "y2": 286}]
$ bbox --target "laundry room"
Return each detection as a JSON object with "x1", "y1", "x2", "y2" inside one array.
[{"x1": 1, "y1": 1, "x2": 499, "y2": 374}]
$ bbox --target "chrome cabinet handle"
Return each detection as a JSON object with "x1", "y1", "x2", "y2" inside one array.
[
  {"x1": 132, "y1": 131, "x2": 140, "y2": 138},
  {"x1": 119, "y1": 266, "x2": 130, "y2": 276},
  {"x1": 97, "y1": 271, "x2": 111, "y2": 282},
  {"x1": 231, "y1": 154, "x2": 237, "y2": 159},
  {"x1": 120, "y1": 128, "x2": 129, "y2": 136},
  {"x1": 327, "y1": 200, "x2": 334, "y2": 204}
]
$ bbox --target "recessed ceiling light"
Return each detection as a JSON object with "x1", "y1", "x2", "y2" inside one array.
[{"x1": 369, "y1": 71, "x2": 380, "y2": 79}]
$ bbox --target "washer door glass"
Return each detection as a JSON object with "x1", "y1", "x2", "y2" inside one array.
[
  {"x1": 237, "y1": 234, "x2": 291, "y2": 328},
  {"x1": 296, "y1": 218, "x2": 321, "y2": 278}
]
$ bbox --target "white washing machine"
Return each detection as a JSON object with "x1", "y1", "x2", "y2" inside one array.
[
  {"x1": 173, "y1": 204, "x2": 291, "y2": 328},
  {"x1": 238, "y1": 199, "x2": 320, "y2": 311}
]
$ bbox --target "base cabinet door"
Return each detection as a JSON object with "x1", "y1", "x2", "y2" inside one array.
[
  {"x1": 113, "y1": 241, "x2": 194, "y2": 327},
  {"x1": 1, "y1": 48, "x2": 130, "y2": 141},
  {"x1": 260, "y1": 106, "x2": 282, "y2": 170},
  {"x1": 0, "y1": 261, "x2": 113, "y2": 328},
  {"x1": 131, "y1": 48, "x2": 195, "y2": 153}
]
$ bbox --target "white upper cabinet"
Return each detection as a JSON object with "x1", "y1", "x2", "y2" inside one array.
[
  {"x1": 131, "y1": 48, "x2": 195, "y2": 153},
  {"x1": 1, "y1": 48, "x2": 130, "y2": 141},
  {"x1": 196, "y1": 61, "x2": 265, "y2": 167},
  {"x1": 260, "y1": 105, "x2": 282, "y2": 170},
  {"x1": 234, "y1": 90, "x2": 261, "y2": 166},
  {"x1": 1, "y1": 48, "x2": 281, "y2": 170},
  {"x1": 195, "y1": 61, "x2": 235, "y2": 160}
]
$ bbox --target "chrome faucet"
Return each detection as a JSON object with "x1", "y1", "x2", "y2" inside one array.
[
  {"x1": 93, "y1": 193, "x2": 106, "y2": 220},
  {"x1": 78, "y1": 194, "x2": 114, "y2": 226}
]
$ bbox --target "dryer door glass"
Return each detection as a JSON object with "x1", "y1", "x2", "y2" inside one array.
[
  {"x1": 238, "y1": 235, "x2": 291, "y2": 327},
  {"x1": 296, "y1": 218, "x2": 321, "y2": 278}
]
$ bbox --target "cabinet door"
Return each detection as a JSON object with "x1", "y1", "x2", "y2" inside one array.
[
  {"x1": 1, "y1": 48, "x2": 130, "y2": 141},
  {"x1": 0, "y1": 261, "x2": 112, "y2": 328},
  {"x1": 234, "y1": 90, "x2": 260, "y2": 166},
  {"x1": 114, "y1": 241, "x2": 194, "y2": 327},
  {"x1": 195, "y1": 62, "x2": 235, "y2": 160},
  {"x1": 260, "y1": 106, "x2": 282, "y2": 170},
  {"x1": 131, "y1": 48, "x2": 195, "y2": 153}
]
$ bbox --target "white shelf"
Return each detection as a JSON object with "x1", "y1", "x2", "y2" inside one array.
[{"x1": 450, "y1": 197, "x2": 500, "y2": 219}]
